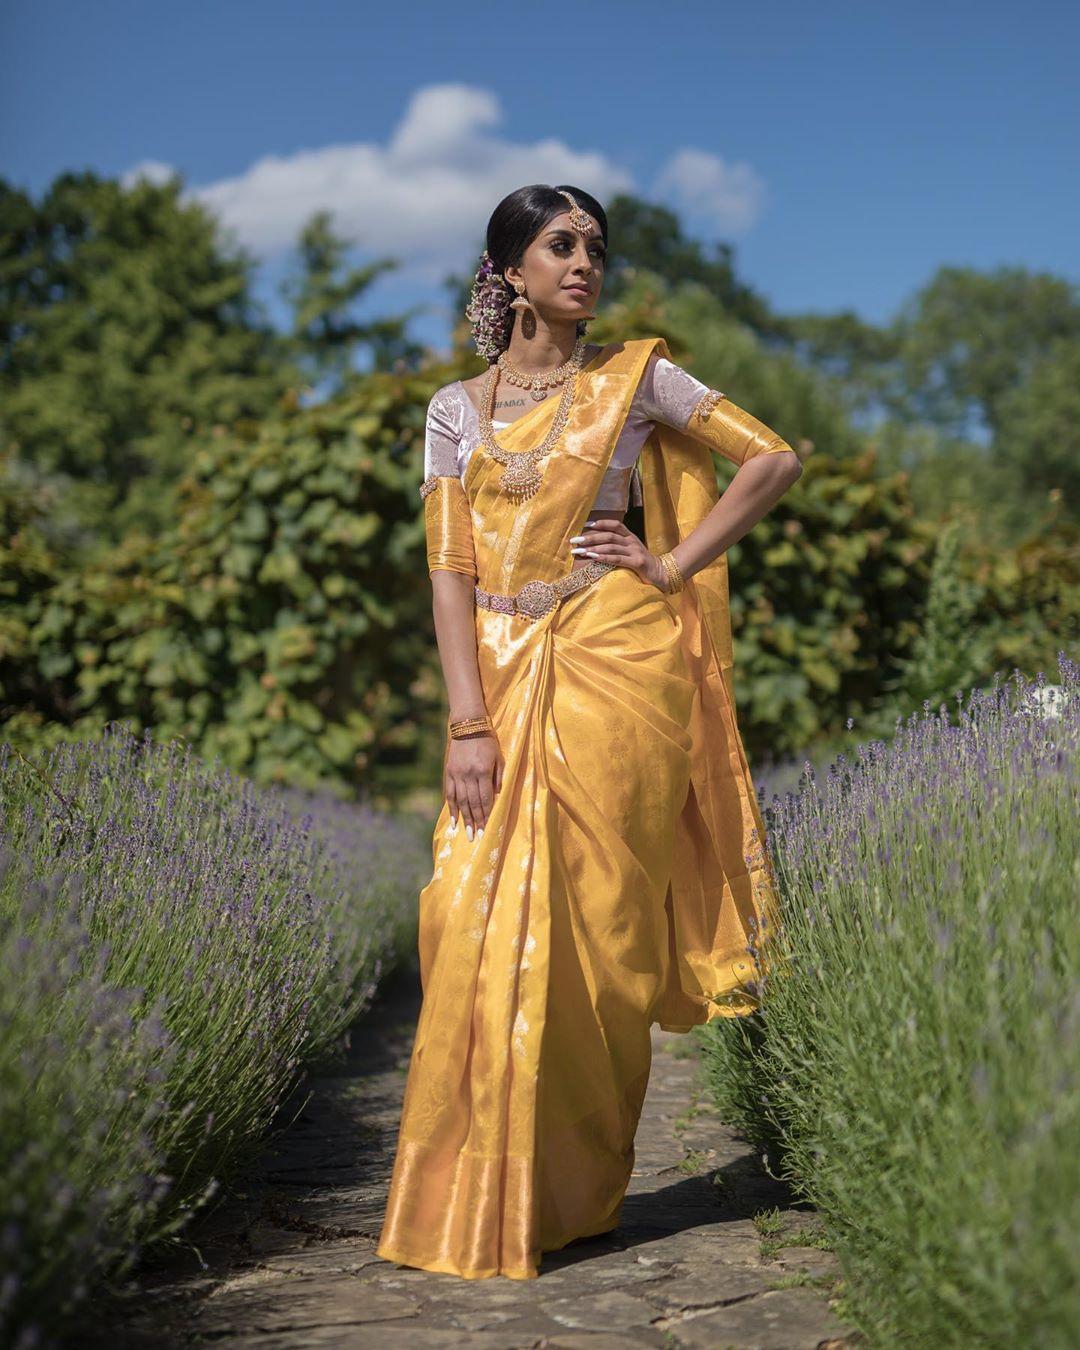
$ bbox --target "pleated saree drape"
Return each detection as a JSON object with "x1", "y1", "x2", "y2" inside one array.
[{"x1": 377, "y1": 338, "x2": 785, "y2": 1280}]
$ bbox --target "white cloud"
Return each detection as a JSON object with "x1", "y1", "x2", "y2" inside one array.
[
  {"x1": 121, "y1": 159, "x2": 180, "y2": 188},
  {"x1": 652, "y1": 148, "x2": 767, "y2": 234},
  {"x1": 130, "y1": 85, "x2": 766, "y2": 279},
  {"x1": 174, "y1": 84, "x2": 633, "y2": 274}
]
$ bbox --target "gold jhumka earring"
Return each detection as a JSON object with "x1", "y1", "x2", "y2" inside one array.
[{"x1": 509, "y1": 277, "x2": 533, "y2": 319}]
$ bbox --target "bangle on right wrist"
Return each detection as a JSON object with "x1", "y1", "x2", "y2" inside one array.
[{"x1": 657, "y1": 550, "x2": 685, "y2": 594}]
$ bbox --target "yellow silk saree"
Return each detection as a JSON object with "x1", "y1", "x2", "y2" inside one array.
[{"x1": 377, "y1": 337, "x2": 790, "y2": 1280}]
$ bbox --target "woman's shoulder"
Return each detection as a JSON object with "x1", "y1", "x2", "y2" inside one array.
[
  {"x1": 427, "y1": 379, "x2": 469, "y2": 419},
  {"x1": 424, "y1": 382, "x2": 473, "y2": 452},
  {"x1": 429, "y1": 377, "x2": 465, "y2": 404}
]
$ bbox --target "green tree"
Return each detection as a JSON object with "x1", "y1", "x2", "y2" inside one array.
[
  {"x1": 600, "y1": 193, "x2": 782, "y2": 336},
  {"x1": 0, "y1": 170, "x2": 291, "y2": 548},
  {"x1": 994, "y1": 336, "x2": 1080, "y2": 506},
  {"x1": 281, "y1": 210, "x2": 426, "y2": 394},
  {"x1": 786, "y1": 265, "x2": 1080, "y2": 535},
  {"x1": 784, "y1": 308, "x2": 900, "y2": 421},
  {"x1": 889, "y1": 265, "x2": 1080, "y2": 440}
]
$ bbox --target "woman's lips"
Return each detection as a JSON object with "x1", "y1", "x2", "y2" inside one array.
[{"x1": 565, "y1": 287, "x2": 592, "y2": 297}]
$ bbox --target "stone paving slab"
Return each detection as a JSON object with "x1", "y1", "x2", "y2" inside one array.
[{"x1": 82, "y1": 966, "x2": 862, "y2": 1349}]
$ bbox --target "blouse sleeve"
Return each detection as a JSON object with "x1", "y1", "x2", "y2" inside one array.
[
  {"x1": 419, "y1": 389, "x2": 477, "y2": 580},
  {"x1": 638, "y1": 352, "x2": 802, "y2": 468}
]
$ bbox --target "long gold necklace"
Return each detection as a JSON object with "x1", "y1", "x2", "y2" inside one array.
[{"x1": 479, "y1": 339, "x2": 588, "y2": 504}]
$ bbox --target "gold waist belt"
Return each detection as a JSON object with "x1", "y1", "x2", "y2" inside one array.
[{"x1": 474, "y1": 558, "x2": 615, "y2": 619}]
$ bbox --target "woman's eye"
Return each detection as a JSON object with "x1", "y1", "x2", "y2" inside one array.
[{"x1": 552, "y1": 241, "x2": 605, "y2": 260}]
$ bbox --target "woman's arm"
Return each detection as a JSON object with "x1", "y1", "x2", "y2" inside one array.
[
  {"x1": 660, "y1": 449, "x2": 802, "y2": 586},
  {"x1": 583, "y1": 454, "x2": 801, "y2": 591},
  {"x1": 429, "y1": 569, "x2": 502, "y2": 842},
  {"x1": 576, "y1": 356, "x2": 805, "y2": 590},
  {"x1": 420, "y1": 389, "x2": 502, "y2": 840},
  {"x1": 430, "y1": 569, "x2": 487, "y2": 721},
  {"x1": 661, "y1": 380, "x2": 805, "y2": 582}
]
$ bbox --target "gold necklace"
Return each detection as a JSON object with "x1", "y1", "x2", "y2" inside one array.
[
  {"x1": 479, "y1": 342, "x2": 588, "y2": 504},
  {"x1": 497, "y1": 338, "x2": 586, "y2": 402}
]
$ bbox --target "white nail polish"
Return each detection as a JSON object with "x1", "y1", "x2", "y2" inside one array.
[
  {"x1": 466, "y1": 823, "x2": 474, "y2": 841},
  {"x1": 477, "y1": 826, "x2": 484, "y2": 838}
]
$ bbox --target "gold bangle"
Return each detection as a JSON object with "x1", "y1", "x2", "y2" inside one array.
[
  {"x1": 449, "y1": 714, "x2": 494, "y2": 740},
  {"x1": 658, "y1": 550, "x2": 685, "y2": 594}
]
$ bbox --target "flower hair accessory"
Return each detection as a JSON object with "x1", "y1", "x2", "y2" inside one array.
[{"x1": 465, "y1": 249, "x2": 511, "y2": 363}]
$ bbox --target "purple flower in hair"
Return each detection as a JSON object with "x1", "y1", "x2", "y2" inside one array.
[{"x1": 465, "y1": 249, "x2": 512, "y2": 362}]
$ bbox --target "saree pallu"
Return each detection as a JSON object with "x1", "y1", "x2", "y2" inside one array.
[{"x1": 377, "y1": 338, "x2": 786, "y2": 1280}]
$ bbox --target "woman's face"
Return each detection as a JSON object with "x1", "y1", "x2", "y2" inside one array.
[{"x1": 510, "y1": 210, "x2": 606, "y2": 321}]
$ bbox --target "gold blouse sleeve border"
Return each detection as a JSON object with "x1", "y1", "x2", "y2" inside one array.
[
  {"x1": 419, "y1": 472, "x2": 458, "y2": 501},
  {"x1": 692, "y1": 389, "x2": 727, "y2": 423}
]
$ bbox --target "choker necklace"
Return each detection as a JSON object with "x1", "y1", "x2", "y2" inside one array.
[
  {"x1": 497, "y1": 338, "x2": 587, "y2": 402},
  {"x1": 479, "y1": 340, "x2": 589, "y2": 504}
]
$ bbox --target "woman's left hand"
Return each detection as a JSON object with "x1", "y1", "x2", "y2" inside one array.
[{"x1": 570, "y1": 517, "x2": 671, "y2": 592}]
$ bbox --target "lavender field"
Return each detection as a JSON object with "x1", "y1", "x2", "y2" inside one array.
[
  {"x1": 701, "y1": 658, "x2": 1079, "y2": 1348},
  {"x1": 0, "y1": 726, "x2": 428, "y2": 1349}
]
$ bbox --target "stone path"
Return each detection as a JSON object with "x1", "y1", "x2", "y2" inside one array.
[{"x1": 86, "y1": 966, "x2": 860, "y2": 1349}]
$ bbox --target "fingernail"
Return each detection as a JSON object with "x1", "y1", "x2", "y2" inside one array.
[
  {"x1": 571, "y1": 546, "x2": 587, "y2": 554},
  {"x1": 477, "y1": 826, "x2": 484, "y2": 838},
  {"x1": 466, "y1": 823, "x2": 474, "y2": 841},
  {"x1": 569, "y1": 535, "x2": 585, "y2": 543},
  {"x1": 583, "y1": 521, "x2": 597, "y2": 528}
]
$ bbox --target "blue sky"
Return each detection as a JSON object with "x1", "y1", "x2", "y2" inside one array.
[{"x1": 2, "y1": 0, "x2": 1076, "y2": 356}]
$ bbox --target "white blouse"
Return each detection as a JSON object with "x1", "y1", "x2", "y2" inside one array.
[{"x1": 423, "y1": 353, "x2": 713, "y2": 512}]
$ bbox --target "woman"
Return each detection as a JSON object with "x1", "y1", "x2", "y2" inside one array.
[{"x1": 376, "y1": 184, "x2": 804, "y2": 1281}]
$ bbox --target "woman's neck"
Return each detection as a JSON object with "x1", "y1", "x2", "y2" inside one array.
[{"x1": 502, "y1": 327, "x2": 583, "y2": 375}]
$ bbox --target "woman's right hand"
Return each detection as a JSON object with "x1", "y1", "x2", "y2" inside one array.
[{"x1": 445, "y1": 733, "x2": 503, "y2": 839}]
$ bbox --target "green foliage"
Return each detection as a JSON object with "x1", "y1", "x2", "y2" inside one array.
[
  {"x1": 5, "y1": 255, "x2": 1076, "y2": 787},
  {"x1": 726, "y1": 446, "x2": 931, "y2": 758},
  {"x1": 883, "y1": 516, "x2": 997, "y2": 712},
  {"x1": 877, "y1": 508, "x2": 1080, "y2": 729},
  {"x1": 0, "y1": 367, "x2": 465, "y2": 793},
  {"x1": 0, "y1": 170, "x2": 292, "y2": 545},
  {"x1": 0, "y1": 451, "x2": 67, "y2": 717}
]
